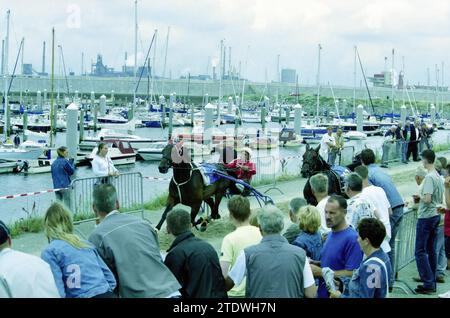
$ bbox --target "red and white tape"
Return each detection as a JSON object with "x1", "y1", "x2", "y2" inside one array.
[
  {"x1": 280, "y1": 155, "x2": 302, "y2": 161},
  {"x1": 143, "y1": 176, "x2": 171, "y2": 182},
  {"x1": 0, "y1": 188, "x2": 67, "y2": 200}
]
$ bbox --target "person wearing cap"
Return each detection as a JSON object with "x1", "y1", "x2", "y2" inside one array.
[
  {"x1": 0, "y1": 220, "x2": 60, "y2": 298},
  {"x1": 224, "y1": 147, "x2": 256, "y2": 196},
  {"x1": 381, "y1": 125, "x2": 397, "y2": 168},
  {"x1": 51, "y1": 146, "x2": 76, "y2": 208}
]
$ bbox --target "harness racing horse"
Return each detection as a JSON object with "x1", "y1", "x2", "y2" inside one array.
[
  {"x1": 156, "y1": 142, "x2": 233, "y2": 231},
  {"x1": 301, "y1": 143, "x2": 344, "y2": 206}
]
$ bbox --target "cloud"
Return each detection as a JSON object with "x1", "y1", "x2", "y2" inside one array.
[{"x1": 1, "y1": 0, "x2": 450, "y2": 86}]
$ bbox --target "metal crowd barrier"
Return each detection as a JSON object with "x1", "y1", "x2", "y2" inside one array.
[
  {"x1": 380, "y1": 140, "x2": 404, "y2": 165},
  {"x1": 339, "y1": 145, "x2": 355, "y2": 166},
  {"x1": 69, "y1": 172, "x2": 144, "y2": 225},
  {"x1": 253, "y1": 155, "x2": 283, "y2": 194},
  {"x1": 392, "y1": 208, "x2": 419, "y2": 294}
]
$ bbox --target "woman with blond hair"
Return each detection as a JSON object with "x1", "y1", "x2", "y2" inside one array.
[
  {"x1": 41, "y1": 202, "x2": 117, "y2": 298},
  {"x1": 292, "y1": 205, "x2": 323, "y2": 261}
]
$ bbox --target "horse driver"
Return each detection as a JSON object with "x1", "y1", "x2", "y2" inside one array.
[{"x1": 223, "y1": 147, "x2": 257, "y2": 196}]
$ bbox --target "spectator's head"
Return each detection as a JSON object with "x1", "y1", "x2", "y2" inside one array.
[
  {"x1": 344, "y1": 173, "x2": 363, "y2": 198},
  {"x1": 44, "y1": 202, "x2": 88, "y2": 249},
  {"x1": 92, "y1": 184, "x2": 119, "y2": 219},
  {"x1": 398, "y1": 122, "x2": 403, "y2": 128},
  {"x1": 390, "y1": 125, "x2": 397, "y2": 133},
  {"x1": 0, "y1": 220, "x2": 11, "y2": 251},
  {"x1": 415, "y1": 166, "x2": 427, "y2": 186},
  {"x1": 327, "y1": 126, "x2": 333, "y2": 135},
  {"x1": 421, "y1": 149, "x2": 436, "y2": 168},
  {"x1": 436, "y1": 157, "x2": 447, "y2": 175},
  {"x1": 241, "y1": 147, "x2": 252, "y2": 161},
  {"x1": 57, "y1": 146, "x2": 68, "y2": 158},
  {"x1": 288, "y1": 197, "x2": 307, "y2": 223},
  {"x1": 354, "y1": 165, "x2": 369, "y2": 183},
  {"x1": 414, "y1": 118, "x2": 420, "y2": 126},
  {"x1": 325, "y1": 195, "x2": 348, "y2": 230},
  {"x1": 298, "y1": 206, "x2": 321, "y2": 234},
  {"x1": 421, "y1": 122, "x2": 428, "y2": 129},
  {"x1": 228, "y1": 195, "x2": 251, "y2": 225},
  {"x1": 337, "y1": 128, "x2": 343, "y2": 136},
  {"x1": 360, "y1": 149, "x2": 376, "y2": 166},
  {"x1": 249, "y1": 210, "x2": 260, "y2": 228},
  {"x1": 97, "y1": 142, "x2": 109, "y2": 157},
  {"x1": 166, "y1": 208, "x2": 191, "y2": 236},
  {"x1": 256, "y1": 205, "x2": 285, "y2": 236},
  {"x1": 309, "y1": 173, "x2": 329, "y2": 200},
  {"x1": 357, "y1": 218, "x2": 386, "y2": 252},
  {"x1": 445, "y1": 164, "x2": 450, "y2": 178},
  {"x1": 432, "y1": 123, "x2": 437, "y2": 129}
]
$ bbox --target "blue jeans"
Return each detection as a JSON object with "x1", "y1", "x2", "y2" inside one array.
[
  {"x1": 388, "y1": 205, "x2": 404, "y2": 287},
  {"x1": 436, "y1": 225, "x2": 447, "y2": 277},
  {"x1": 415, "y1": 215, "x2": 440, "y2": 290},
  {"x1": 401, "y1": 141, "x2": 408, "y2": 162},
  {"x1": 328, "y1": 152, "x2": 337, "y2": 166},
  {"x1": 381, "y1": 143, "x2": 391, "y2": 165}
]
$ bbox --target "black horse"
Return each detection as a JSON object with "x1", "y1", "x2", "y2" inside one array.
[
  {"x1": 301, "y1": 144, "x2": 343, "y2": 206},
  {"x1": 156, "y1": 142, "x2": 233, "y2": 230}
]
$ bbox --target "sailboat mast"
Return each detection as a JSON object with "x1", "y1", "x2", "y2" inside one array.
[
  {"x1": 316, "y1": 44, "x2": 321, "y2": 125},
  {"x1": 3, "y1": 9, "x2": 10, "y2": 140},
  {"x1": 162, "y1": 26, "x2": 170, "y2": 95},
  {"x1": 132, "y1": 0, "x2": 138, "y2": 119},
  {"x1": 391, "y1": 49, "x2": 395, "y2": 123},
  {"x1": 353, "y1": 46, "x2": 357, "y2": 117},
  {"x1": 50, "y1": 28, "x2": 55, "y2": 146}
]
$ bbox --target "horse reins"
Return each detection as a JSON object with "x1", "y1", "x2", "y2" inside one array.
[{"x1": 171, "y1": 162, "x2": 200, "y2": 204}]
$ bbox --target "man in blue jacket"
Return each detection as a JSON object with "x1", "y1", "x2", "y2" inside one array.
[{"x1": 51, "y1": 146, "x2": 75, "y2": 208}]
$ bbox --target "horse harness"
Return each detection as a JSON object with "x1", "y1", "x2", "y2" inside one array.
[{"x1": 171, "y1": 162, "x2": 200, "y2": 204}]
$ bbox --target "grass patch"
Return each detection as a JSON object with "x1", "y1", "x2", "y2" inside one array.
[
  {"x1": 144, "y1": 192, "x2": 169, "y2": 211},
  {"x1": 9, "y1": 217, "x2": 44, "y2": 238}
]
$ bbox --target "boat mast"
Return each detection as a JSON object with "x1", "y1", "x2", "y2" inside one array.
[
  {"x1": 3, "y1": 9, "x2": 10, "y2": 140},
  {"x1": 50, "y1": 28, "x2": 55, "y2": 146},
  {"x1": 442, "y1": 61, "x2": 445, "y2": 115},
  {"x1": 161, "y1": 26, "x2": 170, "y2": 96},
  {"x1": 353, "y1": 45, "x2": 357, "y2": 119},
  {"x1": 151, "y1": 29, "x2": 157, "y2": 104},
  {"x1": 132, "y1": 0, "x2": 138, "y2": 120},
  {"x1": 316, "y1": 44, "x2": 321, "y2": 125},
  {"x1": 391, "y1": 48, "x2": 395, "y2": 123}
]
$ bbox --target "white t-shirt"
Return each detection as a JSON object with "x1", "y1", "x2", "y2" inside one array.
[
  {"x1": 319, "y1": 134, "x2": 335, "y2": 160},
  {"x1": 360, "y1": 185, "x2": 392, "y2": 253},
  {"x1": 317, "y1": 196, "x2": 331, "y2": 234},
  {"x1": 92, "y1": 154, "x2": 118, "y2": 177},
  {"x1": 228, "y1": 250, "x2": 315, "y2": 289},
  {"x1": 0, "y1": 248, "x2": 60, "y2": 298}
]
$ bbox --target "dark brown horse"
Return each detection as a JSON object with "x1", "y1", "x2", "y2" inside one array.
[
  {"x1": 301, "y1": 143, "x2": 343, "y2": 206},
  {"x1": 156, "y1": 142, "x2": 232, "y2": 230}
]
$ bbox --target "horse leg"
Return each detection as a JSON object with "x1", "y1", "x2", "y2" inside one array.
[
  {"x1": 211, "y1": 191, "x2": 225, "y2": 220},
  {"x1": 203, "y1": 197, "x2": 215, "y2": 220},
  {"x1": 155, "y1": 195, "x2": 177, "y2": 231}
]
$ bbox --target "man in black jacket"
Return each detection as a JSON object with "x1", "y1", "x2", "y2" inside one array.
[
  {"x1": 164, "y1": 208, "x2": 227, "y2": 298},
  {"x1": 407, "y1": 119, "x2": 422, "y2": 162}
]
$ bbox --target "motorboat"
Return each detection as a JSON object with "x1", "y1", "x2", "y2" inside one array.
[
  {"x1": 279, "y1": 128, "x2": 304, "y2": 147},
  {"x1": 0, "y1": 141, "x2": 45, "y2": 160},
  {"x1": 344, "y1": 131, "x2": 367, "y2": 140},
  {"x1": 137, "y1": 142, "x2": 167, "y2": 161},
  {"x1": 80, "y1": 129, "x2": 164, "y2": 150},
  {"x1": 86, "y1": 140, "x2": 137, "y2": 166}
]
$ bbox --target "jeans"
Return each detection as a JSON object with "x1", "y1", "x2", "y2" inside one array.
[
  {"x1": 396, "y1": 141, "x2": 402, "y2": 159},
  {"x1": 415, "y1": 215, "x2": 440, "y2": 290},
  {"x1": 401, "y1": 141, "x2": 408, "y2": 162},
  {"x1": 436, "y1": 225, "x2": 448, "y2": 278},
  {"x1": 55, "y1": 189, "x2": 71, "y2": 209},
  {"x1": 328, "y1": 152, "x2": 337, "y2": 166},
  {"x1": 388, "y1": 205, "x2": 404, "y2": 287},
  {"x1": 381, "y1": 143, "x2": 392, "y2": 165}
]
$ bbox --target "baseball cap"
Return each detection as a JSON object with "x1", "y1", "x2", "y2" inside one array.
[{"x1": 0, "y1": 220, "x2": 11, "y2": 245}]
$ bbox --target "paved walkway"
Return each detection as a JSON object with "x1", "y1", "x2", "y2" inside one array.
[{"x1": 11, "y1": 149, "x2": 450, "y2": 298}]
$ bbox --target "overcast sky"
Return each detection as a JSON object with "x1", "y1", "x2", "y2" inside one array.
[{"x1": 1, "y1": 0, "x2": 450, "y2": 86}]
